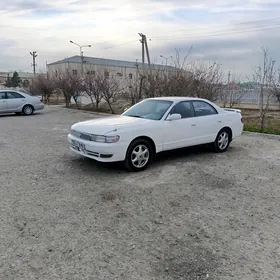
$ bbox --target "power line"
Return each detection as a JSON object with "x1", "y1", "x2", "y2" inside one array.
[
  {"x1": 156, "y1": 17, "x2": 280, "y2": 35},
  {"x1": 102, "y1": 40, "x2": 138, "y2": 50},
  {"x1": 154, "y1": 23, "x2": 280, "y2": 40},
  {"x1": 153, "y1": 25, "x2": 280, "y2": 41},
  {"x1": 88, "y1": 24, "x2": 280, "y2": 51},
  {"x1": 66, "y1": 17, "x2": 280, "y2": 50}
]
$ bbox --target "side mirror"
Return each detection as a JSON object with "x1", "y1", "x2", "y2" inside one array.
[{"x1": 167, "y1": 113, "x2": 181, "y2": 121}]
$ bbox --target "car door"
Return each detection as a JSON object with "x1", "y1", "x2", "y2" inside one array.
[
  {"x1": 0, "y1": 92, "x2": 8, "y2": 113},
  {"x1": 191, "y1": 100, "x2": 224, "y2": 144},
  {"x1": 6, "y1": 91, "x2": 26, "y2": 112},
  {"x1": 162, "y1": 101, "x2": 197, "y2": 151}
]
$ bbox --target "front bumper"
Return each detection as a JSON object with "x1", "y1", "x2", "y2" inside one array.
[{"x1": 67, "y1": 134, "x2": 127, "y2": 162}]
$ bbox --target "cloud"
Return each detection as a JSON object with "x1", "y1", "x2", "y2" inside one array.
[{"x1": 0, "y1": 0, "x2": 280, "y2": 78}]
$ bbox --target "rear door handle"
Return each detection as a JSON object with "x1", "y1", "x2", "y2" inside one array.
[
  {"x1": 218, "y1": 120, "x2": 222, "y2": 123},
  {"x1": 191, "y1": 124, "x2": 196, "y2": 127}
]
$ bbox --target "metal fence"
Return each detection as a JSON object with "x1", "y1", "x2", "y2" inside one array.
[{"x1": 217, "y1": 89, "x2": 279, "y2": 105}]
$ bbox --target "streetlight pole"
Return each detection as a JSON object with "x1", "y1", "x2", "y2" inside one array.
[
  {"x1": 160, "y1": 55, "x2": 172, "y2": 66},
  {"x1": 69, "y1": 40, "x2": 91, "y2": 76}
]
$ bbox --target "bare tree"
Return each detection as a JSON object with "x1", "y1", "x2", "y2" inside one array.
[
  {"x1": 219, "y1": 72, "x2": 246, "y2": 108},
  {"x1": 137, "y1": 53, "x2": 224, "y2": 102},
  {"x1": 83, "y1": 73, "x2": 104, "y2": 109},
  {"x1": 171, "y1": 46, "x2": 193, "y2": 70},
  {"x1": 185, "y1": 61, "x2": 224, "y2": 101},
  {"x1": 126, "y1": 77, "x2": 142, "y2": 105},
  {"x1": 253, "y1": 47, "x2": 276, "y2": 131},
  {"x1": 100, "y1": 70, "x2": 120, "y2": 114},
  {"x1": 30, "y1": 74, "x2": 55, "y2": 103},
  {"x1": 54, "y1": 72, "x2": 83, "y2": 108}
]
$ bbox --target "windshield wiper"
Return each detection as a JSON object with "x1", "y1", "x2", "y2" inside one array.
[{"x1": 128, "y1": 115, "x2": 144, "y2": 118}]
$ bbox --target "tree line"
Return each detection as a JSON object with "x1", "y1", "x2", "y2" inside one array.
[{"x1": 6, "y1": 47, "x2": 280, "y2": 131}]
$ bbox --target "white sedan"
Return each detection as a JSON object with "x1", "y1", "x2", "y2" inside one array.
[
  {"x1": 67, "y1": 97, "x2": 243, "y2": 171},
  {"x1": 0, "y1": 89, "x2": 44, "y2": 115}
]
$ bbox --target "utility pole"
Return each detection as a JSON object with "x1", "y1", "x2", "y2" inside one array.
[
  {"x1": 144, "y1": 35, "x2": 151, "y2": 67},
  {"x1": 139, "y1": 33, "x2": 145, "y2": 69},
  {"x1": 138, "y1": 33, "x2": 151, "y2": 69},
  {"x1": 30, "y1": 51, "x2": 37, "y2": 76}
]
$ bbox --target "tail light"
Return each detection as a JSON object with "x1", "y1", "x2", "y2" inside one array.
[
  {"x1": 241, "y1": 118, "x2": 243, "y2": 123},
  {"x1": 40, "y1": 98, "x2": 43, "y2": 103}
]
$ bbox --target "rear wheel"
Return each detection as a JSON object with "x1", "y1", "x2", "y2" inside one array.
[
  {"x1": 212, "y1": 128, "x2": 231, "y2": 153},
  {"x1": 22, "y1": 105, "x2": 34, "y2": 115},
  {"x1": 124, "y1": 139, "x2": 153, "y2": 172}
]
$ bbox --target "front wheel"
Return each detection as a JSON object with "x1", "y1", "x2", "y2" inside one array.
[
  {"x1": 212, "y1": 128, "x2": 231, "y2": 153},
  {"x1": 124, "y1": 139, "x2": 153, "y2": 172}
]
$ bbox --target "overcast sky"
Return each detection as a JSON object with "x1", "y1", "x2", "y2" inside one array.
[{"x1": 1, "y1": 0, "x2": 280, "y2": 80}]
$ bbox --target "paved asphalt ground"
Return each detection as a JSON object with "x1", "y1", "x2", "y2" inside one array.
[{"x1": 1, "y1": 106, "x2": 280, "y2": 280}]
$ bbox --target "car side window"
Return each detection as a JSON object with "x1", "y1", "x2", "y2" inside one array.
[
  {"x1": 0, "y1": 92, "x2": 6, "y2": 99},
  {"x1": 170, "y1": 101, "x2": 195, "y2": 119},
  {"x1": 6, "y1": 92, "x2": 24, "y2": 99},
  {"x1": 192, "y1": 101, "x2": 217, "y2": 117}
]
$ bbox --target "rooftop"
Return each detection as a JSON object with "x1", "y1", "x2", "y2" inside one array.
[
  {"x1": 47, "y1": 55, "x2": 175, "y2": 70},
  {"x1": 147, "y1": 96, "x2": 207, "y2": 101}
]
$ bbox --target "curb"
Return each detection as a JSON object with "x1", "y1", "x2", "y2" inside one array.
[
  {"x1": 61, "y1": 106, "x2": 112, "y2": 116},
  {"x1": 243, "y1": 131, "x2": 280, "y2": 140}
]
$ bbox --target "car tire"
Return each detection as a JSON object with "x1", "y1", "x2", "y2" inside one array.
[
  {"x1": 124, "y1": 139, "x2": 153, "y2": 172},
  {"x1": 212, "y1": 128, "x2": 231, "y2": 153},
  {"x1": 22, "y1": 105, "x2": 34, "y2": 116}
]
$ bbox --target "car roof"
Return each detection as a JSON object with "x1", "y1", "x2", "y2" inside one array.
[
  {"x1": 0, "y1": 89, "x2": 20, "y2": 92},
  {"x1": 147, "y1": 96, "x2": 209, "y2": 102}
]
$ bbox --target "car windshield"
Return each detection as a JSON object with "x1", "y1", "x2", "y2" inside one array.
[{"x1": 122, "y1": 99, "x2": 173, "y2": 120}]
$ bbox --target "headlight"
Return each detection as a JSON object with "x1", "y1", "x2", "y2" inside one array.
[{"x1": 90, "y1": 134, "x2": 120, "y2": 143}]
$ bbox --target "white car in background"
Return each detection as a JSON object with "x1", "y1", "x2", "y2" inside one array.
[
  {"x1": 68, "y1": 97, "x2": 243, "y2": 172},
  {"x1": 0, "y1": 89, "x2": 44, "y2": 115}
]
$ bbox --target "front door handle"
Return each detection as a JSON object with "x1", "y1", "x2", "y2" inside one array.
[
  {"x1": 191, "y1": 124, "x2": 196, "y2": 127},
  {"x1": 218, "y1": 120, "x2": 222, "y2": 123}
]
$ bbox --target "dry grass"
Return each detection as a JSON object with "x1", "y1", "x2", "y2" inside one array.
[{"x1": 242, "y1": 109, "x2": 280, "y2": 134}]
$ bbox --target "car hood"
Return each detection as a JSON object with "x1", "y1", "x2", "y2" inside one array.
[{"x1": 71, "y1": 115, "x2": 154, "y2": 135}]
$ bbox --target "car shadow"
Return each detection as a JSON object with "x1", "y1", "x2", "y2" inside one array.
[
  {"x1": 68, "y1": 156, "x2": 125, "y2": 175},
  {"x1": 0, "y1": 112, "x2": 44, "y2": 118},
  {"x1": 67, "y1": 144, "x2": 222, "y2": 174}
]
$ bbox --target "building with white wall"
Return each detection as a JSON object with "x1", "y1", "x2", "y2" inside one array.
[{"x1": 47, "y1": 55, "x2": 174, "y2": 85}]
